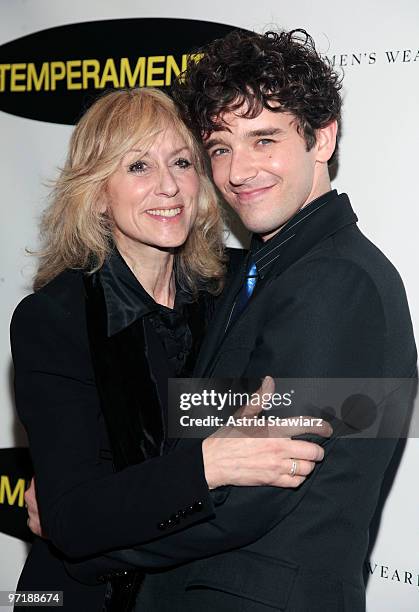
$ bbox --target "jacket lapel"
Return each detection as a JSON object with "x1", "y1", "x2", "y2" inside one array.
[
  {"x1": 256, "y1": 193, "x2": 357, "y2": 282},
  {"x1": 84, "y1": 273, "x2": 165, "y2": 471},
  {"x1": 196, "y1": 194, "x2": 358, "y2": 377},
  {"x1": 193, "y1": 251, "x2": 247, "y2": 376}
]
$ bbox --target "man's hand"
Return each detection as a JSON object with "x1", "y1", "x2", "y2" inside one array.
[
  {"x1": 25, "y1": 378, "x2": 332, "y2": 537},
  {"x1": 25, "y1": 478, "x2": 44, "y2": 538},
  {"x1": 203, "y1": 376, "x2": 332, "y2": 489}
]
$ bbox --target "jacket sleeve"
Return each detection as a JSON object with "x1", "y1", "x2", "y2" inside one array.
[
  {"x1": 68, "y1": 257, "x2": 416, "y2": 580},
  {"x1": 10, "y1": 289, "x2": 217, "y2": 558}
]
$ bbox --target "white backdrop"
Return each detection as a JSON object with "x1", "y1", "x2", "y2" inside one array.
[{"x1": 1, "y1": 1, "x2": 418, "y2": 610}]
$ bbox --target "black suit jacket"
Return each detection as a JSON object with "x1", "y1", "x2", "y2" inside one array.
[
  {"x1": 10, "y1": 269, "x2": 218, "y2": 611},
  {"x1": 91, "y1": 193, "x2": 416, "y2": 612}
]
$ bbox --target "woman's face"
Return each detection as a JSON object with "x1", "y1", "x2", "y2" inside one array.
[{"x1": 105, "y1": 127, "x2": 200, "y2": 253}]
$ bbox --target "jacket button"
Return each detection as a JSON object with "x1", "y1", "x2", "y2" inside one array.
[
  {"x1": 158, "y1": 521, "x2": 168, "y2": 530},
  {"x1": 115, "y1": 570, "x2": 129, "y2": 577},
  {"x1": 170, "y1": 513, "x2": 180, "y2": 524},
  {"x1": 193, "y1": 501, "x2": 203, "y2": 512}
]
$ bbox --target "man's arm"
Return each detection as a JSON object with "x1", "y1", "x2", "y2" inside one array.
[{"x1": 69, "y1": 256, "x2": 409, "y2": 582}]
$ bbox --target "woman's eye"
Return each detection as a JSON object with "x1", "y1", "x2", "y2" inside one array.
[
  {"x1": 128, "y1": 160, "x2": 147, "y2": 174},
  {"x1": 175, "y1": 158, "x2": 192, "y2": 169}
]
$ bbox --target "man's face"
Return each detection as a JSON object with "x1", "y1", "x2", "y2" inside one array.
[{"x1": 204, "y1": 106, "x2": 333, "y2": 241}]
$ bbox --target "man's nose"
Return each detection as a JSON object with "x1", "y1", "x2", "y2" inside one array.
[
  {"x1": 228, "y1": 152, "x2": 257, "y2": 186},
  {"x1": 155, "y1": 167, "x2": 179, "y2": 197}
]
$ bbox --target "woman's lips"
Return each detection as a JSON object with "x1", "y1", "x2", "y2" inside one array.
[{"x1": 145, "y1": 206, "x2": 184, "y2": 220}]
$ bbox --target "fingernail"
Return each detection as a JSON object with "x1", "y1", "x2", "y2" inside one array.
[{"x1": 261, "y1": 376, "x2": 272, "y2": 390}]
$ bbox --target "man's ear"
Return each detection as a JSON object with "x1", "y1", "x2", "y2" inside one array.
[{"x1": 315, "y1": 120, "x2": 338, "y2": 163}]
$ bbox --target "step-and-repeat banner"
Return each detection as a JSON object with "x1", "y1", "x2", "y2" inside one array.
[{"x1": 1, "y1": 1, "x2": 418, "y2": 610}]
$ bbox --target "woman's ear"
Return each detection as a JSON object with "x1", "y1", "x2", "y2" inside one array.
[
  {"x1": 315, "y1": 120, "x2": 338, "y2": 163},
  {"x1": 98, "y1": 186, "x2": 109, "y2": 214}
]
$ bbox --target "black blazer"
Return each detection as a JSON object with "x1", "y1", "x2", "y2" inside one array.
[
  {"x1": 89, "y1": 194, "x2": 417, "y2": 612},
  {"x1": 10, "y1": 268, "x2": 218, "y2": 611}
]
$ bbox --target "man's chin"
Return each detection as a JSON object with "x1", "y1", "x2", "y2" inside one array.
[{"x1": 239, "y1": 219, "x2": 284, "y2": 240}]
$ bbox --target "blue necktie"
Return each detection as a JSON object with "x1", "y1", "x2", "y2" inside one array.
[{"x1": 226, "y1": 261, "x2": 258, "y2": 330}]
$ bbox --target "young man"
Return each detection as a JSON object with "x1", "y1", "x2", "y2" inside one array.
[
  {"x1": 171, "y1": 27, "x2": 417, "y2": 605},
  {"x1": 27, "y1": 30, "x2": 417, "y2": 612},
  {"x1": 123, "y1": 29, "x2": 416, "y2": 611}
]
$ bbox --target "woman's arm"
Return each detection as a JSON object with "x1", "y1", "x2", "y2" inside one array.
[
  {"x1": 11, "y1": 288, "x2": 216, "y2": 557},
  {"x1": 13, "y1": 285, "x2": 326, "y2": 559}
]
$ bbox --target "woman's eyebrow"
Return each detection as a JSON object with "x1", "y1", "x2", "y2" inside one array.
[
  {"x1": 126, "y1": 146, "x2": 190, "y2": 154},
  {"x1": 170, "y1": 146, "x2": 191, "y2": 156}
]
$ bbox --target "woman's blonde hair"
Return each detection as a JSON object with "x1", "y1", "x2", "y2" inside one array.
[{"x1": 33, "y1": 87, "x2": 225, "y2": 294}]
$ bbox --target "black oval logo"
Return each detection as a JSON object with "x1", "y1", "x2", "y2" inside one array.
[{"x1": 0, "y1": 18, "x2": 242, "y2": 125}]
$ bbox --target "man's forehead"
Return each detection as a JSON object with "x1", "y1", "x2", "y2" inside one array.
[
  {"x1": 208, "y1": 100, "x2": 258, "y2": 131},
  {"x1": 202, "y1": 107, "x2": 295, "y2": 142}
]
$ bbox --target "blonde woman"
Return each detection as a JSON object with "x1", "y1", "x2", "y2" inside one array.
[{"x1": 12, "y1": 88, "x2": 327, "y2": 611}]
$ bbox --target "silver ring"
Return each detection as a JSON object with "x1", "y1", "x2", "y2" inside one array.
[{"x1": 290, "y1": 459, "x2": 298, "y2": 477}]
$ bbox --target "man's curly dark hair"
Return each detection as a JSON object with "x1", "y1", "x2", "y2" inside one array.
[{"x1": 172, "y1": 29, "x2": 342, "y2": 158}]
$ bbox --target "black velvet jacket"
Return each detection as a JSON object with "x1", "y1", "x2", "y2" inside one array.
[
  {"x1": 82, "y1": 254, "x2": 211, "y2": 609},
  {"x1": 11, "y1": 261, "x2": 217, "y2": 612}
]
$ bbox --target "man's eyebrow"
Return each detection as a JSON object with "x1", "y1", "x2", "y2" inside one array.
[
  {"x1": 204, "y1": 127, "x2": 285, "y2": 149},
  {"x1": 204, "y1": 138, "x2": 227, "y2": 151},
  {"x1": 245, "y1": 127, "x2": 285, "y2": 138}
]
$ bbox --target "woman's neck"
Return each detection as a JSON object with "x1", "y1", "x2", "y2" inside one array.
[{"x1": 115, "y1": 237, "x2": 176, "y2": 308}]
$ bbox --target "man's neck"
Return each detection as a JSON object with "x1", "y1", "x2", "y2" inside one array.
[{"x1": 257, "y1": 188, "x2": 336, "y2": 244}]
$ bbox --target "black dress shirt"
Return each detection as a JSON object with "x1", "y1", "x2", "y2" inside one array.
[
  {"x1": 100, "y1": 249, "x2": 193, "y2": 377},
  {"x1": 99, "y1": 249, "x2": 195, "y2": 452}
]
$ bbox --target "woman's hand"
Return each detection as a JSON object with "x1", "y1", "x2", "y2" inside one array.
[
  {"x1": 202, "y1": 376, "x2": 332, "y2": 489},
  {"x1": 25, "y1": 377, "x2": 332, "y2": 538}
]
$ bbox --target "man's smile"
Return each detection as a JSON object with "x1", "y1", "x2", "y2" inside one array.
[{"x1": 231, "y1": 185, "x2": 276, "y2": 203}]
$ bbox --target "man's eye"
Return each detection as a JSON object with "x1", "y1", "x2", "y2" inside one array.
[
  {"x1": 210, "y1": 148, "x2": 229, "y2": 158},
  {"x1": 175, "y1": 158, "x2": 192, "y2": 169},
  {"x1": 128, "y1": 160, "x2": 147, "y2": 173},
  {"x1": 258, "y1": 138, "x2": 274, "y2": 146}
]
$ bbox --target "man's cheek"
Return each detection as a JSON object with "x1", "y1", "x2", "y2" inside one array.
[{"x1": 210, "y1": 163, "x2": 225, "y2": 187}]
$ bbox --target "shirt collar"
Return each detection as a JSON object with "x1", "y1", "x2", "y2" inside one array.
[
  {"x1": 250, "y1": 189, "x2": 337, "y2": 279},
  {"x1": 100, "y1": 248, "x2": 190, "y2": 337}
]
